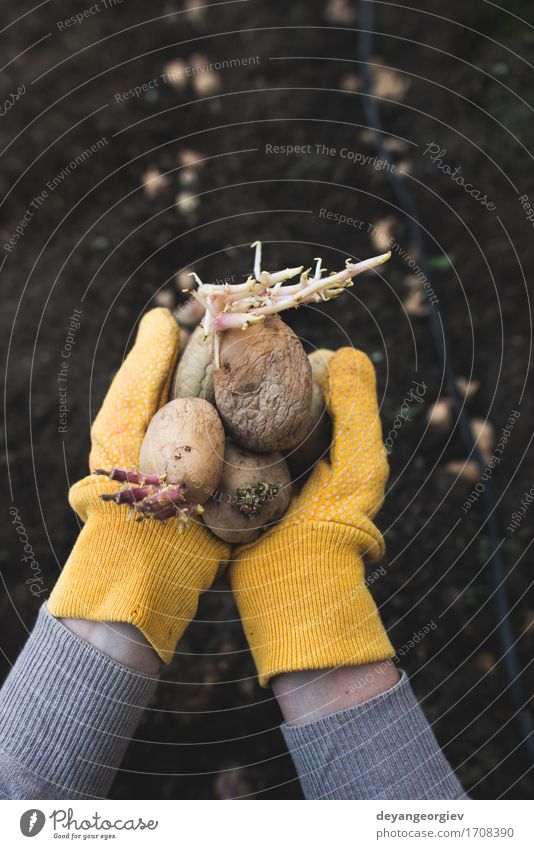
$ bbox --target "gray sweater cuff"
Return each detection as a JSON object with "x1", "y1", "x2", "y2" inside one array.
[
  {"x1": 282, "y1": 671, "x2": 467, "y2": 799},
  {"x1": 0, "y1": 605, "x2": 158, "y2": 799}
]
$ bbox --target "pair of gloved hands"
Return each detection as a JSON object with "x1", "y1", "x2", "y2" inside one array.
[{"x1": 48, "y1": 308, "x2": 393, "y2": 686}]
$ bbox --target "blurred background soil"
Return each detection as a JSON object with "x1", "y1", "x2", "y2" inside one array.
[{"x1": 1, "y1": 0, "x2": 533, "y2": 798}]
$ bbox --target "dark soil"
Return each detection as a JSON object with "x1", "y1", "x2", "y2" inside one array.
[{"x1": 1, "y1": 0, "x2": 533, "y2": 799}]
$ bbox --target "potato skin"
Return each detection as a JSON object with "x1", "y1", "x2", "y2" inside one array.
[
  {"x1": 309, "y1": 348, "x2": 335, "y2": 387},
  {"x1": 202, "y1": 443, "x2": 291, "y2": 543},
  {"x1": 170, "y1": 325, "x2": 214, "y2": 403},
  {"x1": 213, "y1": 316, "x2": 313, "y2": 453},
  {"x1": 286, "y1": 349, "x2": 334, "y2": 478},
  {"x1": 139, "y1": 398, "x2": 224, "y2": 504},
  {"x1": 286, "y1": 382, "x2": 332, "y2": 479}
]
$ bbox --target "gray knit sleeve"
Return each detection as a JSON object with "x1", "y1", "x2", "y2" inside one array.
[
  {"x1": 282, "y1": 671, "x2": 468, "y2": 799},
  {"x1": 0, "y1": 605, "x2": 158, "y2": 799}
]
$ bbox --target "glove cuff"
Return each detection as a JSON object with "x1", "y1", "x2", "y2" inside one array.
[
  {"x1": 48, "y1": 478, "x2": 227, "y2": 663},
  {"x1": 231, "y1": 522, "x2": 394, "y2": 686}
]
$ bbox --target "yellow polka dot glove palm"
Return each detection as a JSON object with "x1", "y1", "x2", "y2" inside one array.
[
  {"x1": 48, "y1": 308, "x2": 229, "y2": 663},
  {"x1": 230, "y1": 348, "x2": 394, "y2": 686}
]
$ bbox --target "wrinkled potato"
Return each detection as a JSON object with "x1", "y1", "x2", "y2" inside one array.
[
  {"x1": 202, "y1": 442, "x2": 291, "y2": 543},
  {"x1": 139, "y1": 397, "x2": 224, "y2": 504},
  {"x1": 213, "y1": 316, "x2": 313, "y2": 453},
  {"x1": 170, "y1": 325, "x2": 215, "y2": 403}
]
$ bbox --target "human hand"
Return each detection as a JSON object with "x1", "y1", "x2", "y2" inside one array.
[
  {"x1": 229, "y1": 347, "x2": 394, "y2": 685},
  {"x1": 48, "y1": 308, "x2": 230, "y2": 664}
]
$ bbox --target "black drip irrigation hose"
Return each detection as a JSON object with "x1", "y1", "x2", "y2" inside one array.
[{"x1": 357, "y1": 0, "x2": 534, "y2": 763}]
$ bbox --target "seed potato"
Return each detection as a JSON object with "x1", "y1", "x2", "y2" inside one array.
[
  {"x1": 139, "y1": 397, "x2": 224, "y2": 504},
  {"x1": 286, "y1": 349, "x2": 334, "y2": 478},
  {"x1": 170, "y1": 325, "x2": 215, "y2": 403},
  {"x1": 202, "y1": 442, "x2": 291, "y2": 543},
  {"x1": 213, "y1": 316, "x2": 313, "y2": 453}
]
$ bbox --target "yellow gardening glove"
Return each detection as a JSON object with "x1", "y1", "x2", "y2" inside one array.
[
  {"x1": 48, "y1": 308, "x2": 229, "y2": 663},
  {"x1": 229, "y1": 348, "x2": 394, "y2": 686}
]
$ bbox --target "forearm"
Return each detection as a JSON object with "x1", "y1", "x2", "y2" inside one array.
[
  {"x1": 0, "y1": 605, "x2": 158, "y2": 799},
  {"x1": 276, "y1": 666, "x2": 467, "y2": 800},
  {"x1": 273, "y1": 660, "x2": 400, "y2": 724},
  {"x1": 61, "y1": 618, "x2": 161, "y2": 676}
]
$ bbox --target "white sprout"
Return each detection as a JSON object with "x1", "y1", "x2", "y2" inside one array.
[{"x1": 190, "y1": 242, "x2": 391, "y2": 366}]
